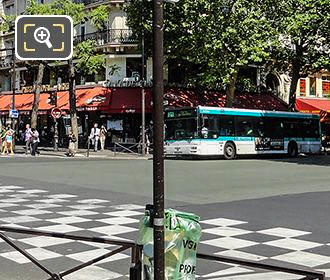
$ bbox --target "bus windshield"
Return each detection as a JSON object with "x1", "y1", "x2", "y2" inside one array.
[{"x1": 165, "y1": 118, "x2": 197, "y2": 140}]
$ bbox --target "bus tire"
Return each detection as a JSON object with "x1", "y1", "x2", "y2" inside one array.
[
  {"x1": 224, "y1": 142, "x2": 236, "y2": 160},
  {"x1": 288, "y1": 141, "x2": 298, "y2": 157}
]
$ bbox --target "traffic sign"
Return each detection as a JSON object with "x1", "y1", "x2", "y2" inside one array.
[
  {"x1": 9, "y1": 109, "x2": 19, "y2": 118},
  {"x1": 51, "y1": 107, "x2": 62, "y2": 119}
]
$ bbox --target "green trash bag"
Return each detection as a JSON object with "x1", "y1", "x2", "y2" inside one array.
[{"x1": 138, "y1": 208, "x2": 202, "y2": 280}]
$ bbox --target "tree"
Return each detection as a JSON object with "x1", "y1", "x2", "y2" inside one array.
[
  {"x1": 24, "y1": 0, "x2": 56, "y2": 128},
  {"x1": 125, "y1": 0, "x2": 275, "y2": 106},
  {"x1": 264, "y1": 0, "x2": 329, "y2": 110},
  {"x1": 23, "y1": 0, "x2": 107, "y2": 144}
]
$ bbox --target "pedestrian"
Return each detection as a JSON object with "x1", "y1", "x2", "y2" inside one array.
[
  {"x1": 66, "y1": 129, "x2": 77, "y2": 157},
  {"x1": 89, "y1": 123, "x2": 100, "y2": 152},
  {"x1": 24, "y1": 124, "x2": 33, "y2": 155},
  {"x1": 31, "y1": 128, "x2": 40, "y2": 156},
  {"x1": 100, "y1": 125, "x2": 107, "y2": 151},
  {"x1": 2, "y1": 126, "x2": 14, "y2": 155},
  {"x1": 0, "y1": 127, "x2": 7, "y2": 153}
]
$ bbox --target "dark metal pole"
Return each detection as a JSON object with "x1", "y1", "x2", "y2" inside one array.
[
  {"x1": 11, "y1": 47, "x2": 16, "y2": 130},
  {"x1": 54, "y1": 81, "x2": 60, "y2": 152},
  {"x1": 141, "y1": 2, "x2": 146, "y2": 156},
  {"x1": 152, "y1": 0, "x2": 165, "y2": 279}
]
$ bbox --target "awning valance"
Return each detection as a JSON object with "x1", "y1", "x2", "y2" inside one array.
[{"x1": 296, "y1": 98, "x2": 330, "y2": 123}]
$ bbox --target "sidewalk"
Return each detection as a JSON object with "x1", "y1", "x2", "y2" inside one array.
[{"x1": 8, "y1": 145, "x2": 152, "y2": 160}]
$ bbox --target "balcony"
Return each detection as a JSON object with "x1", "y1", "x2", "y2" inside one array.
[{"x1": 74, "y1": 29, "x2": 138, "y2": 46}]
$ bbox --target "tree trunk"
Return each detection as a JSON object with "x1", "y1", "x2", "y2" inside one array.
[
  {"x1": 68, "y1": 58, "x2": 79, "y2": 150},
  {"x1": 225, "y1": 70, "x2": 238, "y2": 108},
  {"x1": 288, "y1": 60, "x2": 302, "y2": 112},
  {"x1": 31, "y1": 63, "x2": 45, "y2": 129}
]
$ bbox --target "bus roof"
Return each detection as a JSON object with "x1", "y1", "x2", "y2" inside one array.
[{"x1": 197, "y1": 106, "x2": 320, "y2": 119}]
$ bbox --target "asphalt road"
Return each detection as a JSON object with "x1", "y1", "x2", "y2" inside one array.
[
  {"x1": 0, "y1": 155, "x2": 329, "y2": 205},
  {"x1": 0, "y1": 155, "x2": 329, "y2": 279}
]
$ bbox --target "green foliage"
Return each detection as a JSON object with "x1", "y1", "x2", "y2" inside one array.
[
  {"x1": 108, "y1": 64, "x2": 121, "y2": 76},
  {"x1": 126, "y1": 0, "x2": 275, "y2": 90},
  {"x1": 126, "y1": 0, "x2": 329, "y2": 101},
  {"x1": 0, "y1": 15, "x2": 16, "y2": 32},
  {"x1": 0, "y1": 14, "x2": 16, "y2": 32},
  {"x1": 75, "y1": 40, "x2": 105, "y2": 75},
  {"x1": 25, "y1": 0, "x2": 53, "y2": 15},
  {"x1": 90, "y1": 5, "x2": 109, "y2": 31},
  {"x1": 268, "y1": 0, "x2": 329, "y2": 74},
  {"x1": 26, "y1": 0, "x2": 86, "y2": 25},
  {"x1": 23, "y1": 0, "x2": 108, "y2": 76}
]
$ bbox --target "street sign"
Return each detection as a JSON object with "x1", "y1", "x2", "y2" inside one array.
[
  {"x1": 9, "y1": 109, "x2": 19, "y2": 118},
  {"x1": 51, "y1": 107, "x2": 62, "y2": 119}
]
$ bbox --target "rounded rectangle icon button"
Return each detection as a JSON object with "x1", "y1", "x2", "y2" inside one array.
[{"x1": 15, "y1": 15, "x2": 73, "y2": 61}]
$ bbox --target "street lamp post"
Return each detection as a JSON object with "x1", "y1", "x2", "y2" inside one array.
[
  {"x1": 141, "y1": 2, "x2": 146, "y2": 156},
  {"x1": 153, "y1": 0, "x2": 165, "y2": 279},
  {"x1": 11, "y1": 47, "x2": 16, "y2": 130}
]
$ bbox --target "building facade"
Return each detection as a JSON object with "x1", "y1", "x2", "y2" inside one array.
[{"x1": 0, "y1": 0, "x2": 154, "y2": 93}]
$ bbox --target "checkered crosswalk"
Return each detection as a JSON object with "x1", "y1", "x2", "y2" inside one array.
[{"x1": 0, "y1": 184, "x2": 328, "y2": 279}]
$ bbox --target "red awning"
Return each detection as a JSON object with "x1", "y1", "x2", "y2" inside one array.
[
  {"x1": 164, "y1": 89, "x2": 288, "y2": 111},
  {"x1": 0, "y1": 86, "x2": 112, "y2": 114},
  {"x1": 105, "y1": 88, "x2": 153, "y2": 114},
  {"x1": 296, "y1": 98, "x2": 330, "y2": 123},
  {"x1": 0, "y1": 86, "x2": 288, "y2": 114}
]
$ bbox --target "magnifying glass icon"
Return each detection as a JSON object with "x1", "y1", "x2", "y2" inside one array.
[{"x1": 34, "y1": 27, "x2": 53, "y2": 49}]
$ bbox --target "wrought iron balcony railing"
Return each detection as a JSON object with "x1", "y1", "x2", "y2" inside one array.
[{"x1": 74, "y1": 29, "x2": 138, "y2": 45}]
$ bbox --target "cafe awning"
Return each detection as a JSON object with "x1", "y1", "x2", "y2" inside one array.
[
  {"x1": 296, "y1": 98, "x2": 330, "y2": 123},
  {"x1": 0, "y1": 86, "x2": 288, "y2": 115}
]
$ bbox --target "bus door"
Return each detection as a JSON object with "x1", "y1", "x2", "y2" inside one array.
[{"x1": 234, "y1": 117, "x2": 257, "y2": 154}]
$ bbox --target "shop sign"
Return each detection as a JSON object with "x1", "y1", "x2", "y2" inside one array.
[
  {"x1": 22, "y1": 83, "x2": 69, "y2": 93},
  {"x1": 85, "y1": 95, "x2": 107, "y2": 105}
]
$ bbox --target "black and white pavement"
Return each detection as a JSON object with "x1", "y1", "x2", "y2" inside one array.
[{"x1": 0, "y1": 182, "x2": 330, "y2": 280}]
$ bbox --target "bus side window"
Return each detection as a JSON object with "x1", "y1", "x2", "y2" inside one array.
[
  {"x1": 254, "y1": 119, "x2": 266, "y2": 137},
  {"x1": 219, "y1": 116, "x2": 234, "y2": 136},
  {"x1": 235, "y1": 117, "x2": 255, "y2": 137}
]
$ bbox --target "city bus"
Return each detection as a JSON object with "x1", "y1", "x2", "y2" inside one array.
[{"x1": 164, "y1": 106, "x2": 321, "y2": 159}]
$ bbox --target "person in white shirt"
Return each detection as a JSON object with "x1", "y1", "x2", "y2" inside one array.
[
  {"x1": 31, "y1": 128, "x2": 40, "y2": 156},
  {"x1": 24, "y1": 124, "x2": 33, "y2": 155},
  {"x1": 89, "y1": 123, "x2": 100, "y2": 151},
  {"x1": 99, "y1": 125, "x2": 107, "y2": 151}
]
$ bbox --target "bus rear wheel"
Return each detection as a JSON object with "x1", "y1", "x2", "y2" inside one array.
[
  {"x1": 288, "y1": 142, "x2": 298, "y2": 158},
  {"x1": 224, "y1": 142, "x2": 236, "y2": 160}
]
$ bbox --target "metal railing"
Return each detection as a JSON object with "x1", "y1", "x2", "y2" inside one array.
[
  {"x1": 197, "y1": 252, "x2": 325, "y2": 280},
  {"x1": 0, "y1": 225, "x2": 142, "y2": 280},
  {"x1": 114, "y1": 142, "x2": 140, "y2": 156},
  {"x1": 0, "y1": 225, "x2": 325, "y2": 280},
  {"x1": 74, "y1": 29, "x2": 138, "y2": 45}
]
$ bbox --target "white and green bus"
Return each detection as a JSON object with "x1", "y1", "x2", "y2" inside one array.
[{"x1": 164, "y1": 106, "x2": 321, "y2": 159}]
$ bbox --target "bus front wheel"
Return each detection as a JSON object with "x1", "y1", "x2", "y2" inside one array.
[
  {"x1": 288, "y1": 142, "x2": 298, "y2": 157},
  {"x1": 224, "y1": 142, "x2": 236, "y2": 160}
]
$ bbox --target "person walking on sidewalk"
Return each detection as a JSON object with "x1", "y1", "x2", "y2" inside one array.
[
  {"x1": 0, "y1": 127, "x2": 7, "y2": 153},
  {"x1": 89, "y1": 123, "x2": 100, "y2": 152},
  {"x1": 31, "y1": 128, "x2": 40, "y2": 156},
  {"x1": 100, "y1": 125, "x2": 107, "y2": 151},
  {"x1": 2, "y1": 126, "x2": 14, "y2": 155},
  {"x1": 24, "y1": 124, "x2": 33, "y2": 155},
  {"x1": 66, "y1": 129, "x2": 77, "y2": 157}
]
